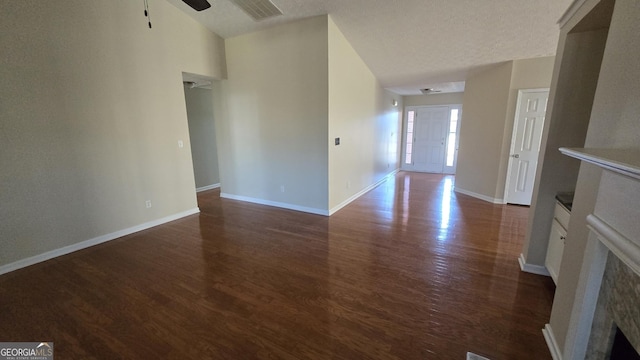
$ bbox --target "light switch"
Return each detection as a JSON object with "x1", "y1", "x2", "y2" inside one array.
[
  {"x1": 178, "y1": 140, "x2": 184, "y2": 148},
  {"x1": 335, "y1": 138, "x2": 340, "y2": 146}
]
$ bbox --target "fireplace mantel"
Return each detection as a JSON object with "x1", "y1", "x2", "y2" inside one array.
[
  {"x1": 559, "y1": 148, "x2": 640, "y2": 181},
  {"x1": 586, "y1": 214, "x2": 640, "y2": 280},
  {"x1": 558, "y1": 147, "x2": 640, "y2": 360}
]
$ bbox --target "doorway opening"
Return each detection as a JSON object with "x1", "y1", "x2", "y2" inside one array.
[
  {"x1": 402, "y1": 105, "x2": 462, "y2": 174},
  {"x1": 181, "y1": 72, "x2": 221, "y2": 196}
]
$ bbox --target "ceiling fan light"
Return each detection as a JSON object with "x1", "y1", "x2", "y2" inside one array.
[{"x1": 182, "y1": 0, "x2": 211, "y2": 11}]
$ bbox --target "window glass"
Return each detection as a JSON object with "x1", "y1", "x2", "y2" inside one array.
[
  {"x1": 446, "y1": 109, "x2": 459, "y2": 167},
  {"x1": 405, "y1": 111, "x2": 415, "y2": 164}
]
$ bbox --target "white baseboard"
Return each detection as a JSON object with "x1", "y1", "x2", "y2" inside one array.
[
  {"x1": 329, "y1": 170, "x2": 398, "y2": 215},
  {"x1": 196, "y1": 183, "x2": 220, "y2": 192},
  {"x1": 219, "y1": 170, "x2": 399, "y2": 217},
  {"x1": 219, "y1": 193, "x2": 329, "y2": 216},
  {"x1": 518, "y1": 253, "x2": 551, "y2": 276},
  {"x1": 543, "y1": 324, "x2": 563, "y2": 360},
  {"x1": 454, "y1": 187, "x2": 504, "y2": 204},
  {"x1": 0, "y1": 208, "x2": 200, "y2": 276}
]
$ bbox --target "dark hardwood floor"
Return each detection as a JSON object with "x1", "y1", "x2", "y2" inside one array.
[{"x1": 0, "y1": 172, "x2": 555, "y2": 359}]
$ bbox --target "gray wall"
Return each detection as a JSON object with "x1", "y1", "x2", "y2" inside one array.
[
  {"x1": 558, "y1": 0, "x2": 640, "y2": 352},
  {"x1": 523, "y1": 0, "x2": 640, "y2": 353},
  {"x1": 327, "y1": 16, "x2": 403, "y2": 211},
  {"x1": 456, "y1": 62, "x2": 514, "y2": 202},
  {"x1": 215, "y1": 15, "x2": 402, "y2": 214},
  {"x1": 216, "y1": 16, "x2": 329, "y2": 213},
  {"x1": 0, "y1": 0, "x2": 226, "y2": 269},
  {"x1": 455, "y1": 57, "x2": 555, "y2": 202},
  {"x1": 497, "y1": 56, "x2": 557, "y2": 198}
]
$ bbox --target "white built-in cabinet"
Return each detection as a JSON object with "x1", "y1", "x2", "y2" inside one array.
[{"x1": 545, "y1": 201, "x2": 570, "y2": 284}]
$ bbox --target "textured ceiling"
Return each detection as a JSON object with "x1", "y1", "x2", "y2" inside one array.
[{"x1": 164, "y1": 0, "x2": 573, "y2": 95}]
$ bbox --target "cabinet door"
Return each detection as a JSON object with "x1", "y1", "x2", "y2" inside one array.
[
  {"x1": 545, "y1": 219, "x2": 566, "y2": 285},
  {"x1": 554, "y1": 203, "x2": 570, "y2": 229}
]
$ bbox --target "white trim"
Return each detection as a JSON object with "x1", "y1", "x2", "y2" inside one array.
[
  {"x1": 0, "y1": 208, "x2": 200, "y2": 276},
  {"x1": 400, "y1": 107, "x2": 419, "y2": 172},
  {"x1": 196, "y1": 183, "x2": 220, "y2": 192},
  {"x1": 443, "y1": 105, "x2": 462, "y2": 175},
  {"x1": 219, "y1": 170, "x2": 398, "y2": 217},
  {"x1": 401, "y1": 104, "x2": 463, "y2": 173},
  {"x1": 558, "y1": 0, "x2": 588, "y2": 28},
  {"x1": 587, "y1": 213, "x2": 640, "y2": 279},
  {"x1": 454, "y1": 187, "x2": 504, "y2": 204},
  {"x1": 329, "y1": 170, "x2": 398, "y2": 215},
  {"x1": 518, "y1": 253, "x2": 551, "y2": 276},
  {"x1": 560, "y1": 148, "x2": 640, "y2": 182},
  {"x1": 220, "y1": 193, "x2": 329, "y2": 216},
  {"x1": 543, "y1": 324, "x2": 563, "y2": 360},
  {"x1": 562, "y1": 213, "x2": 640, "y2": 359},
  {"x1": 562, "y1": 230, "x2": 609, "y2": 360}
]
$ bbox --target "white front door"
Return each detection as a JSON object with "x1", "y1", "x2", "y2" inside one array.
[
  {"x1": 505, "y1": 89, "x2": 549, "y2": 205},
  {"x1": 412, "y1": 106, "x2": 449, "y2": 173}
]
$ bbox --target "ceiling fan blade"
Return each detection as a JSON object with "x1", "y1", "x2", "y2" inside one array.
[{"x1": 182, "y1": 0, "x2": 211, "y2": 11}]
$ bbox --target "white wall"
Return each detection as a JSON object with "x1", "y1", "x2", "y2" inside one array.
[
  {"x1": 403, "y1": 92, "x2": 464, "y2": 107},
  {"x1": 327, "y1": 17, "x2": 402, "y2": 211},
  {"x1": 183, "y1": 84, "x2": 220, "y2": 189},
  {"x1": 0, "y1": 0, "x2": 226, "y2": 269},
  {"x1": 217, "y1": 16, "x2": 329, "y2": 213}
]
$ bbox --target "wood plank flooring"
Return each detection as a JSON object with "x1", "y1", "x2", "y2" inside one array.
[{"x1": 0, "y1": 172, "x2": 555, "y2": 359}]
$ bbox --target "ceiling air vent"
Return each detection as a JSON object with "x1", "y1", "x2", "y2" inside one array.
[{"x1": 229, "y1": 0, "x2": 283, "y2": 21}]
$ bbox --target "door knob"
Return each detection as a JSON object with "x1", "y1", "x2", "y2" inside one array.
[{"x1": 511, "y1": 154, "x2": 520, "y2": 158}]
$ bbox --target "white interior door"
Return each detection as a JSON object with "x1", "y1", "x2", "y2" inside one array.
[
  {"x1": 413, "y1": 107, "x2": 449, "y2": 173},
  {"x1": 505, "y1": 89, "x2": 549, "y2": 205}
]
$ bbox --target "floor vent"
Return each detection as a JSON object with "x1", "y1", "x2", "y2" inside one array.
[
  {"x1": 466, "y1": 352, "x2": 490, "y2": 360},
  {"x1": 229, "y1": 0, "x2": 283, "y2": 21}
]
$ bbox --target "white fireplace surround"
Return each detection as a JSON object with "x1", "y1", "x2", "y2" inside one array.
[
  {"x1": 560, "y1": 214, "x2": 640, "y2": 359},
  {"x1": 546, "y1": 148, "x2": 640, "y2": 360}
]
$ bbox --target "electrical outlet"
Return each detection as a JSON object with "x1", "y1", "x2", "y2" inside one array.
[
  {"x1": 347, "y1": 181, "x2": 351, "y2": 189},
  {"x1": 280, "y1": 185, "x2": 285, "y2": 193},
  {"x1": 145, "y1": 200, "x2": 152, "y2": 208},
  {"x1": 178, "y1": 140, "x2": 184, "y2": 148}
]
